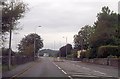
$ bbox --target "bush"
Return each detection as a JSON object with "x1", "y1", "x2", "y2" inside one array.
[
  {"x1": 98, "y1": 45, "x2": 120, "y2": 58},
  {"x1": 71, "y1": 49, "x2": 77, "y2": 58}
]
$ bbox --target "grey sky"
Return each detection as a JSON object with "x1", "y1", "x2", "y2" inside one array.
[{"x1": 9, "y1": 0, "x2": 118, "y2": 51}]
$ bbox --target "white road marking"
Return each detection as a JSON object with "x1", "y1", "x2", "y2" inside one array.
[
  {"x1": 76, "y1": 65, "x2": 81, "y2": 67},
  {"x1": 53, "y1": 62, "x2": 73, "y2": 79},
  {"x1": 58, "y1": 67, "x2": 61, "y2": 69},
  {"x1": 94, "y1": 70, "x2": 106, "y2": 75},
  {"x1": 72, "y1": 74, "x2": 97, "y2": 77},
  {"x1": 62, "y1": 70, "x2": 67, "y2": 74},
  {"x1": 82, "y1": 67, "x2": 90, "y2": 70},
  {"x1": 68, "y1": 76, "x2": 73, "y2": 79}
]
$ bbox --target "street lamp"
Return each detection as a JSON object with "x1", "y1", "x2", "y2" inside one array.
[
  {"x1": 8, "y1": 0, "x2": 15, "y2": 70},
  {"x1": 63, "y1": 36, "x2": 67, "y2": 59},
  {"x1": 34, "y1": 26, "x2": 42, "y2": 61}
]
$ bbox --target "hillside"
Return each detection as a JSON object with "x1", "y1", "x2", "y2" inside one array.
[{"x1": 38, "y1": 49, "x2": 58, "y2": 57}]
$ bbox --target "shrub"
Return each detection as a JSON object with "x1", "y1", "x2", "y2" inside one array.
[
  {"x1": 80, "y1": 50, "x2": 90, "y2": 58},
  {"x1": 98, "y1": 45, "x2": 119, "y2": 58}
]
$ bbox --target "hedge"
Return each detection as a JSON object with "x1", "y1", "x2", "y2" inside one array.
[{"x1": 97, "y1": 45, "x2": 120, "y2": 58}]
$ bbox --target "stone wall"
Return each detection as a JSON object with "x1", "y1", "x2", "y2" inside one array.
[{"x1": 82, "y1": 58, "x2": 119, "y2": 67}]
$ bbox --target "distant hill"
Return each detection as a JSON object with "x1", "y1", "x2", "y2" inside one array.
[{"x1": 38, "y1": 49, "x2": 59, "y2": 57}]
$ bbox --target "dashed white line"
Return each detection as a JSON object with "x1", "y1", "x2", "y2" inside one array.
[
  {"x1": 58, "y1": 67, "x2": 61, "y2": 69},
  {"x1": 53, "y1": 62, "x2": 73, "y2": 79},
  {"x1": 76, "y1": 65, "x2": 81, "y2": 67},
  {"x1": 53, "y1": 62, "x2": 67, "y2": 75},
  {"x1": 61, "y1": 70, "x2": 67, "y2": 74},
  {"x1": 68, "y1": 76, "x2": 73, "y2": 79},
  {"x1": 94, "y1": 70, "x2": 106, "y2": 75},
  {"x1": 82, "y1": 67, "x2": 90, "y2": 70}
]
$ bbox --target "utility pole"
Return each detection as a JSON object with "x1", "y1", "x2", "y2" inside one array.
[
  {"x1": 8, "y1": 0, "x2": 14, "y2": 70},
  {"x1": 34, "y1": 26, "x2": 41, "y2": 61},
  {"x1": 8, "y1": 24, "x2": 12, "y2": 70}
]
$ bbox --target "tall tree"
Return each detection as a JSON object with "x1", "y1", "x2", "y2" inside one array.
[
  {"x1": 18, "y1": 33, "x2": 43, "y2": 56},
  {"x1": 89, "y1": 6, "x2": 119, "y2": 58},
  {"x1": 74, "y1": 25, "x2": 94, "y2": 50},
  {"x1": 59, "y1": 44, "x2": 72, "y2": 57},
  {"x1": 2, "y1": 0, "x2": 28, "y2": 33},
  {"x1": 1, "y1": 0, "x2": 28, "y2": 47}
]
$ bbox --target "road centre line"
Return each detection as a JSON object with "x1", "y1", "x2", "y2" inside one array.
[
  {"x1": 61, "y1": 70, "x2": 67, "y2": 74},
  {"x1": 82, "y1": 67, "x2": 90, "y2": 70},
  {"x1": 93, "y1": 70, "x2": 106, "y2": 75},
  {"x1": 52, "y1": 62, "x2": 67, "y2": 74},
  {"x1": 52, "y1": 62, "x2": 73, "y2": 79},
  {"x1": 68, "y1": 76, "x2": 73, "y2": 79},
  {"x1": 58, "y1": 66, "x2": 62, "y2": 69}
]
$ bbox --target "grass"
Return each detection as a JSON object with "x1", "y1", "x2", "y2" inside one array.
[{"x1": 2, "y1": 64, "x2": 18, "y2": 72}]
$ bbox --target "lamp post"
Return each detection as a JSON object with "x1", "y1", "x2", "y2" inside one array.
[
  {"x1": 34, "y1": 26, "x2": 41, "y2": 61},
  {"x1": 8, "y1": 0, "x2": 15, "y2": 70},
  {"x1": 63, "y1": 36, "x2": 67, "y2": 59}
]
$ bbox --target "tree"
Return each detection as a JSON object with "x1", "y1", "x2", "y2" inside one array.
[
  {"x1": 59, "y1": 44, "x2": 72, "y2": 57},
  {"x1": 2, "y1": 0, "x2": 28, "y2": 33},
  {"x1": 2, "y1": 47, "x2": 15, "y2": 56},
  {"x1": 74, "y1": 25, "x2": 94, "y2": 50},
  {"x1": 59, "y1": 46, "x2": 66, "y2": 57},
  {"x1": 18, "y1": 33, "x2": 43, "y2": 56},
  {"x1": 1, "y1": 0, "x2": 28, "y2": 47},
  {"x1": 89, "y1": 6, "x2": 119, "y2": 58}
]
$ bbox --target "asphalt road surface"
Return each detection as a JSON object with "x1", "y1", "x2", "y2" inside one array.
[
  {"x1": 17, "y1": 57, "x2": 68, "y2": 78},
  {"x1": 8, "y1": 57, "x2": 119, "y2": 79}
]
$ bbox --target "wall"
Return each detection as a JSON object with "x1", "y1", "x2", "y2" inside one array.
[{"x1": 82, "y1": 58, "x2": 119, "y2": 67}]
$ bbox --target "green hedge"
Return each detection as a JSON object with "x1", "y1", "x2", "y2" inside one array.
[{"x1": 98, "y1": 45, "x2": 120, "y2": 58}]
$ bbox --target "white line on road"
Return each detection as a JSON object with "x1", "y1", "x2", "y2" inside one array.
[
  {"x1": 93, "y1": 70, "x2": 106, "y2": 75},
  {"x1": 68, "y1": 76, "x2": 73, "y2": 79},
  {"x1": 82, "y1": 67, "x2": 90, "y2": 70},
  {"x1": 53, "y1": 62, "x2": 67, "y2": 74},
  {"x1": 76, "y1": 65, "x2": 81, "y2": 67},
  {"x1": 58, "y1": 67, "x2": 61, "y2": 69},
  {"x1": 61, "y1": 70, "x2": 67, "y2": 74},
  {"x1": 52, "y1": 62, "x2": 73, "y2": 79}
]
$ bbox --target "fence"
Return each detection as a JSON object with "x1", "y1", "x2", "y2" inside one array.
[{"x1": 2, "y1": 56, "x2": 35, "y2": 66}]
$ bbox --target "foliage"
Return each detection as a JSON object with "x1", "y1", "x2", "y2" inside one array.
[
  {"x1": 59, "y1": 44, "x2": 72, "y2": 57},
  {"x1": 2, "y1": 47, "x2": 15, "y2": 56},
  {"x1": 18, "y1": 33, "x2": 43, "y2": 56},
  {"x1": 1, "y1": 0, "x2": 28, "y2": 48},
  {"x1": 80, "y1": 50, "x2": 90, "y2": 58},
  {"x1": 2, "y1": 0, "x2": 28, "y2": 33},
  {"x1": 73, "y1": 6, "x2": 120, "y2": 58},
  {"x1": 74, "y1": 25, "x2": 94, "y2": 50},
  {"x1": 71, "y1": 49, "x2": 77, "y2": 58},
  {"x1": 98, "y1": 45, "x2": 120, "y2": 58},
  {"x1": 89, "y1": 6, "x2": 119, "y2": 58}
]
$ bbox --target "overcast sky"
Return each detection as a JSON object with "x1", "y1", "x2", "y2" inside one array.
[{"x1": 9, "y1": 0, "x2": 118, "y2": 51}]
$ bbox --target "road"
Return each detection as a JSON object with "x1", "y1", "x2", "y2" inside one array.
[
  {"x1": 17, "y1": 57, "x2": 68, "y2": 78},
  {"x1": 8, "y1": 57, "x2": 118, "y2": 79}
]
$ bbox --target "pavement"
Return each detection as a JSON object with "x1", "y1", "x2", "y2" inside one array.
[
  {"x1": 2, "y1": 57, "x2": 120, "y2": 79},
  {"x1": 2, "y1": 61, "x2": 35, "y2": 78}
]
